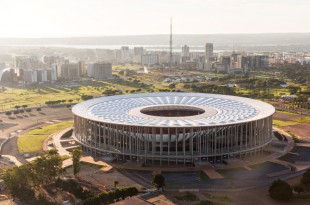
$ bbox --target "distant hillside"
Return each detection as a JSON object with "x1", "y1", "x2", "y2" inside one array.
[{"x1": 0, "y1": 33, "x2": 310, "y2": 51}]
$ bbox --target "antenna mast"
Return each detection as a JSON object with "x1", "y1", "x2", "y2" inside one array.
[{"x1": 169, "y1": 17, "x2": 173, "y2": 68}]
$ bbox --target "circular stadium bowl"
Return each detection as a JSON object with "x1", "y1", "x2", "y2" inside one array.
[{"x1": 72, "y1": 92, "x2": 275, "y2": 166}]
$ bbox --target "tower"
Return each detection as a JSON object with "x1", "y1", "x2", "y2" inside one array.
[
  {"x1": 169, "y1": 17, "x2": 173, "y2": 68},
  {"x1": 205, "y1": 43, "x2": 213, "y2": 60}
]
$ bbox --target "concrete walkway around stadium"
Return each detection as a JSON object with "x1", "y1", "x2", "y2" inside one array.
[
  {"x1": 62, "y1": 156, "x2": 113, "y2": 172},
  {"x1": 53, "y1": 127, "x2": 74, "y2": 156},
  {"x1": 52, "y1": 127, "x2": 113, "y2": 172}
]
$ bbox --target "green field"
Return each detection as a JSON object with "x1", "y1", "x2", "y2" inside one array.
[
  {"x1": 0, "y1": 85, "x2": 107, "y2": 110},
  {"x1": 273, "y1": 120, "x2": 300, "y2": 127},
  {"x1": 273, "y1": 116, "x2": 310, "y2": 127},
  {"x1": 17, "y1": 120, "x2": 73, "y2": 153}
]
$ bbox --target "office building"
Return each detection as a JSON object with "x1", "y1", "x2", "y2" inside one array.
[
  {"x1": 141, "y1": 54, "x2": 159, "y2": 66},
  {"x1": 61, "y1": 63, "x2": 80, "y2": 79},
  {"x1": 91, "y1": 62, "x2": 112, "y2": 80},
  {"x1": 182, "y1": 45, "x2": 190, "y2": 57}
]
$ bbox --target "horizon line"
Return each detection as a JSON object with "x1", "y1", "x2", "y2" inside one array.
[{"x1": 0, "y1": 32, "x2": 310, "y2": 39}]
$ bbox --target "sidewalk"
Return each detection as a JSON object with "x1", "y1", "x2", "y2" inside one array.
[{"x1": 2, "y1": 155, "x2": 22, "y2": 166}]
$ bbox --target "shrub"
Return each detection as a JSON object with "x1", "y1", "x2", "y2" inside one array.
[
  {"x1": 196, "y1": 200, "x2": 214, "y2": 205},
  {"x1": 301, "y1": 169, "x2": 310, "y2": 189},
  {"x1": 176, "y1": 192, "x2": 199, "y2": 201},
  {"x1": 56, "y1": 178, "x2": 95, "y2": 200},
  {"x1": 294, "y1": 185, "x2": 305, "y2": 195},
  {"x1": 269, "y1": 179, "x2": 293, "y2": 201},
  {"x1": 83, "y1": 187, "x2": 138, "y2": 205}
]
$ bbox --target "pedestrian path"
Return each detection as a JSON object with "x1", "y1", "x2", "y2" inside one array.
[
  {"x1": 52, "y1": 127, "x2": 73, "y2": 156},
  {"x1": 2, "y1": 155, "x2": 22, "y2": 166},
  {"x1": 62, "y1": 156, "x2": 113, "y2": 172}
]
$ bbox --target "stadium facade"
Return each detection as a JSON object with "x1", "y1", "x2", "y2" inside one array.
[{"x1": 72, "y1": 93, "x2": 275, "y2": 166}]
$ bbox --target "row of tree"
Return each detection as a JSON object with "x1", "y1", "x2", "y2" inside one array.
[
  {"x1": 45, "y1": 99, "x2": 73, "y2": 106},
  {"x1": 5, "y1": 108, "x2": 42, "y2": 117},
  {"x1": 14, "y1": 105, "x2": 28, "y2": 110}
]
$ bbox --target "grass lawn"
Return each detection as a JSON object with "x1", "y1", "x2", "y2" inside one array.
[
  {"x1": 299, "y1": 116, "x2": 310, "y2": 123},
  {"x1": 276, "y1": 110, "x2": 299, "y2": 116},
  {"x1": 273, "y1": 117, "x2": 310, "y2": 127},
  {"x1": 17, "y1": 120, "x2": 73, "y2": 153},
  {"x1": 80, "y1": 161, "x2": 106, "y2": 169},
  {"x1": 273, "y1": 119, "x2": 299, "y2": 127},
  {"x1": 176, "y1": 192, "x2": 199, "y2": 201},
  {"x1": 203, "y1": 193, "x2": 232, "y2": 204}
]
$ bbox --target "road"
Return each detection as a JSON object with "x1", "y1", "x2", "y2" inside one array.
[{"x1": 0, "y1": 107, "x2": 73, "y2": 163}]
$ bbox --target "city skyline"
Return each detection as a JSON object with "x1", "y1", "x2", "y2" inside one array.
[{"x1": 0, "y1": 0, "x2": 309, "y2": 38}]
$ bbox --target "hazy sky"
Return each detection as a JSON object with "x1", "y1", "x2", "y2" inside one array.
[{"x1": 0, "y1": 0, "x2": 309, "y2": 38}]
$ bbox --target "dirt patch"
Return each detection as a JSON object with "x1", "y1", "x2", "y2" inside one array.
[
  {"x1": 282, "y1": 123, "x2": 310, "y2": 141},
  {"x1": 273, "y1": 112, "x2": 304, "y2": 122},
  {"x1": 65, "y1": 165, "x2": 144, "y2": 192}
]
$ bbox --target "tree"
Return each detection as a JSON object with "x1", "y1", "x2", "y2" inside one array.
[
  {"x1": 14, "y1": 105, "x2": 20, "y2": 110},
  {"x1": 269, "y1": 179, "x2": 293, "y2": 201},
  {"x1": 294, "y1": 185, "x2": 305, "y2": 195},
  {"x1": 81, "y1": 95, "x2": 93, "y2": 101},
  {"x1": 114, "y1": 180, "x2": 119, "y2": 188},
  {"x1": 36, "y1": 107, "x2": 41, "y2": 112},
  {"x1": 301, "y1": 169, "x2": 310, "y2": 189},
  {"x1": 70, "y1": 147, "x2": 82, "y2": 177},
  {"x1": 32, "y1": 149, "x2": 63, "y2": 185},
  {"x1": 2, "y1": 164, "x2": 33, "y2": 194},
  {"x1": 152, "y1": 174, "x2": 165, "y2": 190},
  {"x1": 22, "y1": 105, "x2": 28, "y2": 109},
  {"x1": 5, "y1": 111, "x2": 12, "y2": 118}
]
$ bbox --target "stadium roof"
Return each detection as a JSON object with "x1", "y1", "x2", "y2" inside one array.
[{"x1": 72, "y1": 92, "x2": 275, "y2": 127}]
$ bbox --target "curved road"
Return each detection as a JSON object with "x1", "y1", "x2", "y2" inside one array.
[{"x1": 0, "y1": 107, "x2": 73, "y2": 163}]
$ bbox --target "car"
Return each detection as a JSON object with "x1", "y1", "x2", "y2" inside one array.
[{"x1": 23, "y1": 154, "x2": 31, "y2": 158}]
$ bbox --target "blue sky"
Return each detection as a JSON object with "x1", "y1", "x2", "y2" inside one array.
[{"x1": 0, "y1": 0, "x2": 309, "y2": 37}]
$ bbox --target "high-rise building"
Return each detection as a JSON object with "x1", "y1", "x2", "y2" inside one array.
[
  {"x1": 221, "y1": 56, "x2": 231, "y2": 69},
  {"x1": 61, "y1": 63, "x2": 80, "y2": 79},
  {"x1": 121, "y1": 46, "x2": 130, "y2": 62},
  {"x1": 205, "y1": 43, "x2": 213, "y2": 60},
  {"x1": 133, "y1": 47, "x2": 144, "y2": 63},
  {"x1": 47, "y1": 66, "x2": 58, "y2": 81},
  {"x1": 134, "y1": 47, "x2": 144, "y2": 56},
  {"x1": 205, "y1": 43, "x2": 213, "y2": 71},
  {"x1": 141, "y1": 54, "x2": 159, "y2": 66},
  {"x1": 182, "y1": 45, "x2": 190, "y2": 57},
  {"x1": 87, "y1": 64, "x2": 94, "y2": 78},
  {"x1": 93, "y1": 62, "x2": 112, "y2": 80},
  {"x1": 246, "y1": 55, "x2": 269, "y2": 69},
  {"x1": 37, "y1": 69, "x2": 48, "y2": 82},
  {"x1": 23, "y1": 70, "x2": 37, "y2": 83},
  {"x1": 88, "y1": 62, "x2": 112, "y2": 80},
  {"x1": 78, "y1": 61, "x2": 87, "y2": 76}
]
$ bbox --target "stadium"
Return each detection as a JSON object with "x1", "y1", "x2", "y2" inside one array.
[{"x1": 72, "y1": 92, "x2": 275, "y2": 166}]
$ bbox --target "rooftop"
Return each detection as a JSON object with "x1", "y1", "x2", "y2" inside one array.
[{"x1": 72, "y1": 92, "x2": 275, "y2": 127}]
